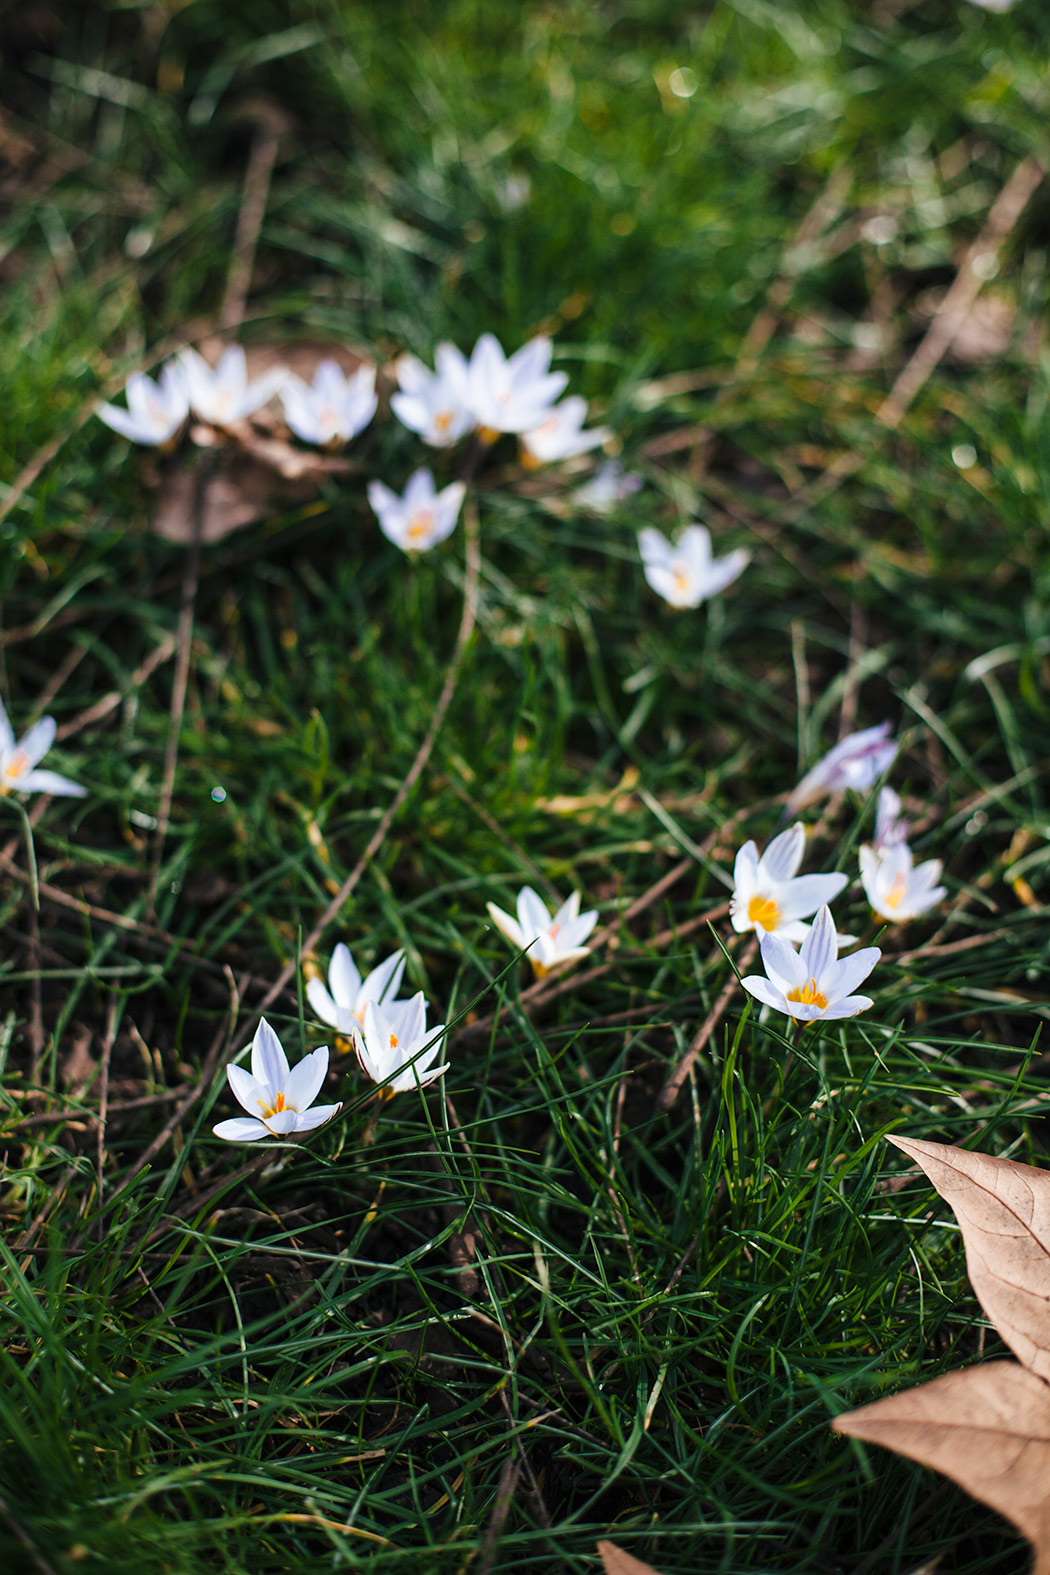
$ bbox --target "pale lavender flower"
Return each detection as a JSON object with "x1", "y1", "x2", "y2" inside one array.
[
  {"x1": 367, "y1": 468, "x2": 465, "y2": 552},
  {"x1": 639, "y1": 525, "x2": 749, "y2": 609},
  {"x1": 487, "y1": 887, "x2": 598, "y2": 978},
  {"x1": 213, "y1": 1018, "x2": 340, "y2": 1142},
  {"x1": 785, "y1": 723, "x2": 897, "y2": 817},
  {"x1": 390, "y1": 344, "x2": 475, "y2": 448},
  {"x1": 96, "y1": 363, "x2": 189, "y2": 448},
  {"x1": 741, "y1": 906, "x2": 880, "y2": 1025},
  {"x1": 859, "y1": 842, "x2": 946, "y2": 924},
  {"x1": 730, "y1": 824, "x2": 847, "y2": 943},
  {"x1": 575, "y1": 461, "x2": 643, "y2": 514},
  {"x1": 0, "y1": 700, "x2": 84, "y2": 798},
  {"x1": 874, "y1": 786, "x2": 909, "y2": 851},
  {"x1": 520, "y1": 397, "x2": 611, "y2": 466},
  {"x1": 281, "y1": 360, "x2": 377, "y2": 446}
]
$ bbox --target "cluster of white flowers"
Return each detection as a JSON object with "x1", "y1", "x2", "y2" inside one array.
[{"x1": 736, "y1": 725, "x2": 947, "y2": 1027}]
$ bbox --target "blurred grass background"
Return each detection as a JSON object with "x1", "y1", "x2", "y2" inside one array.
[{"x1": 1, "y1": 1, "x2": 1050, "y2": 1571}]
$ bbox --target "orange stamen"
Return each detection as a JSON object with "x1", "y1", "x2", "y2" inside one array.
[{"x1": 747, "y1": 895, "x2": 780, "y2": 931}]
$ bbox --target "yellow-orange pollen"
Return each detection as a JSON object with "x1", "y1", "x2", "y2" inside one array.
[
  {"x1": 434, "y1": 410, "x2": 452, "y2": 433},
  {"x1": 389, "y1": 1033, "x2": 399, "y2": 1050},
  {"x1": 747, "y1": 894, "x2": 780, "y2": 931},
  {"x1": 672, "y1": 564, "x2": 690, "y2": 596},
  {"x1": 548, "y1": 922, "x2": 560, "y2": 940},
  {"x1": 407, "y1": 508, "x2": 433, "y2": 541},
  {"x1": 5, "y1": 750, "x2": 28, "y2": 781},
  {"x1": 882, "y1": 872, "x2": 908, "y2": 910},
  {"x1": 259, "y1": 1090, "x2": 288, "y2": 1118},
  {"x1": 786, "y1": 978, "x2": 828, "y2": 1010}
]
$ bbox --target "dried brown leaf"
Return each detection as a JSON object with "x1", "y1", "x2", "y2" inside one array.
[
  {"x1": 833, "y1": 1362, "x2": 1050, "y2": 1575},
  {"x1": 596, "y1": 1541, "x2": 665, "y2": 1575},
  {"x1": 150, "y1": 457, "x2": 325, "y2": 544},
  {"x1": 889, "y1": 1134, "x2": 1050, "y2": 1381}
]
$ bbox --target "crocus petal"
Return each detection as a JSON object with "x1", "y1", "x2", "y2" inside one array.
[
  {"x1": 0, "y1": 701, "x2": 13, "y2": 757},
  {"x1": 776, "y1": 872, "x2": 848, "y2": 921},
  {"x1": 306, "y1": 976, "x2": 341, "y2": 1029},
  {"x1": 761, "y1": 825, "x2": 806, "y2": 883},
  {"x1": 741, "y1": 976, "x2": 790, "y2": 1013},
  {"x1": 16, "y1": 717, "x2": 57, "y2": 773},
  {"x1": 820, "y1": 995, "x2": 873, "y2": 1019},
  {"x1": 284, "y1": 1046, "x2": 330, "y2": 1112},
  {"x1": 486, "y1": 902, "x2": 526, "y2": 950},
  {"x1": 553, "y1": 891, "x2": 581, "y2": 927},
  {"x1": 759, "y1": 931, "x2": 807, "y2": 995},
  {"x1": 360, "y1": 950, "x2": 407, "y2": 1009},
  {"x1": 96, "y1": 402, "x2": 157, "y2": 443},
  {"x1": 226, "y1": 1063, "x2": 272, "y2": 1115},
  {"x1": 251, "y1": 1018, "x2": 289, "y2": 1090},
  {"x1": 799, "y1": 906, "x2": 837, "y2": 980},
  {"x1": 826, "y1": 947, "x2": 882, "y2": 1000},
  {"x1": 213, "y1": 1116, "x2": 270, "y2": 1142},
  {"x1": 265, "y1": 1109, "x2": 302, "y2": 1136},
  {"x1": 703, "y1": 548, "x2": 749, "y2": 596},
  {"x1": 291, "y1": 1101, "x2": 342, "y2": 1131},
  {"x1": 638, "y1": 528, "x2": 672, "y2": 568},
  {"x1": 517, "y1": 887, "x2": 552, "y2": 941},
  {"x1": 329, "y1": 942, "x2": 363, "y2": 1009},
  {"x1": 18, "y1": 769, "x2": 86, "y2": 797}
]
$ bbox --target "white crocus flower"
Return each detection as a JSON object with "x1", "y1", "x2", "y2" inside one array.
[
  {"x1": 390, "y1": 344, "x2": 475, "y2": 448},
  {"x1": 730, "y1": 824, "x2": 847, "y2": 943},
  {"x1": 306, "y1": 943, "x2": 407, "y2": 1038},
  {"x1": 520, "y1": 397, "x2": 611, "y2": 466},
  {"x1": 280, "y1": 360, "x2": 377, "y2": 447},
  {"x1": 785, "y1": 722, "x2": 897, "y2": 817},
  {"x1": 741, "y1": 905, "x2": 881, "y2": 1026},
  {"x1": 859, "y1": 842, "x2": 946, "y2": 924},
  {"x1": 97, "y1": 363, "x2": 189, "y2": 448},
  {"x1": 873, "y1": 785, "x2": 908, "y2": 851},
  {"x1": 575, "y1": 460, "x2": 642, "y2": 514},
  {"x1": 486, "y1": 887, "x2": 598, "y2": 979},
  {"x1": 367, "y1": 468, "x2": 466, "y2": 553},
  {"x1": 358, "y1": 993, "x2": 449, "y2": 1094},
  {"x1": 639, "y1": 525, "x2": 749, "y2": 609},
  {"x1": 466, "y1": 334, "x2": 568, "y2": 439},
  {"x1": 213, "y1": 1018, "x2": 340, "y2": 1142},
  {"x1": 0, "y1": 701, "x2": 85, "y2": 798},
  {"x1": 177, "y1": 346, "x2": 287, "y2": 426}
]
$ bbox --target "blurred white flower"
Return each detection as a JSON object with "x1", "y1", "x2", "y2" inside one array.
[
  {"x1": 859, "y1": 841, "x2": 946, "y2": 924},
  {"x1": 520, "y1": 396, "x2": 611, "y2": 466},
  {"x1": 367, "y1": 468, "x2": 466, "y2": 552},
  {"x1": 874, "y1": 785, "x2": 909, "y2": 851},
  {"x1": 741, "y1": 906, "x2": 880, "y2": 1026},
  {"x1": 358, "y1": 993, "x2": 449, "y2": 1094},
  {"x1": 178, "y1": 346, "x2": 287, "y2": 426},
  {"x1": 487, "y1": 887, "x2": 598, "y2": 978},
  {"x1": 390, "y1": 344, "x2": 475, "y2": 448},
  {"x1": 97, "y1": 363, "x2": 189, "y2": 448},
  {"x1": 639, "y1": 525, "x2": 749, "y2": 609},
  {"x1": 785, "y1": 723, "x2": 897, "y2": 817},
  {"x1": 963, "y1": 0, "x2": 1017, "y2": 11},
  {"x1": 730, "y1": 823, "x2": 847, "y2": 943},
  {"x1": 281, "y1": 360, "x2": 377, "y2": 447},
  {"x1": 575, "y1": 461, "x2": 642, "y2": 514},
  {"x1": 467, "y1": 334, "x2": 568, "y2": 438},
  {"x1": 307, "y1": 943, "x2": 407, "y2": 1037},
  {"x1": 213, "y1": 1018, "x2": 340, "y2": 1142},
  {"x1": 0, "y1": 701, "x2": 85, "y2": 798}
]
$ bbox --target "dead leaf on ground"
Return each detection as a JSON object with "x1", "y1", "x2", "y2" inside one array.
[
  {"x1": 597, "y1": 1541, "x2": 665, "y2": 1575},
  {"x1": 834, "y1": 1362, "x2": 1050, "y2": 1575},
  {"x1": 889, "y1": 1134, "x2": 1050, "y2": 1382}
]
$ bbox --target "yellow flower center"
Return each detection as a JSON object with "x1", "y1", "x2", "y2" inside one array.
[
  {"x1": 5, "y1": 750, "x2": 28, "y2": 781},
  {"x1": 747, "y1": 895, "x2": 781, "y2": 930},
  {"x1": 389, "y1": 1033, "x2": 399, "y2": 1051},
  {"x1": 786, "y1": 978, "x2": 828, "y2": 1011},
  {"x1": 672, "y1": 564, "x2": 690, "y2": 597},
  {"x1": 407, "y1": 509, "x2": 433, "y2": 542},
  {"x1": 259, "y1": 1090, "x2": 287, "y2": 1118},
  {"x1": 477, "y1": 424, "x2": 501, "y2": 445},
  {"x1": 434, "y1": 410, "x2": 452, "y2": 433},
  {"x1": 882, "y1": 872, "x2": 908, "y2": 911}
]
